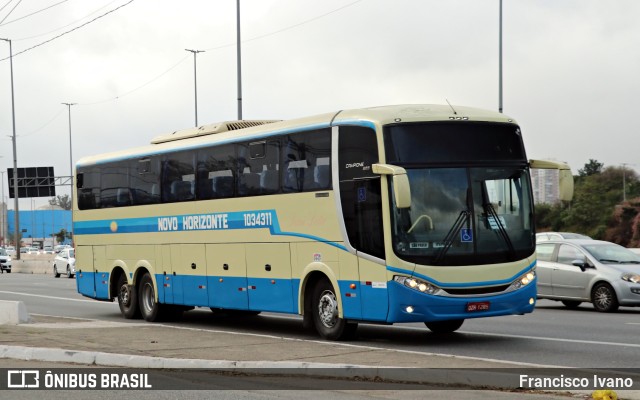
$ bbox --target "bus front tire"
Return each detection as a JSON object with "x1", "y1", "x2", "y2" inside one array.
[
  {"x1": 117, "y1": 274, "x2": 141, "y2": 319},
  {"x1": 311, "y1": 279, "x2": 357, "y2": 341},
  {"x1": 425, "y1": 319, "x2": 464, "y2": 333}
]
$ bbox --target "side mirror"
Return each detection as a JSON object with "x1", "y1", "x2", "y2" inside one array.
[
  {"x1": 372, "y1": 163, "x2": 411, "y2": 208},
  {"x1": 571, "y1": 259, "x2": 589, "y2": 271},
  {"x1": 529, "y1": 159, "x2": 574, "y2": 202}
]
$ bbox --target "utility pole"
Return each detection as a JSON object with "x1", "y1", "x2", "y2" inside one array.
[
  {"x1": 621, "y1": 163, "x2": 636, "y2": 203},
  {"x1": 1, "y1": 38, "x2": 21, "y2": 259},
  {"x1": 236, "y1": 0, "x2": 243, "y2": 120},
  {"x1": 185, "y1": 49, "x2": 205, "y2": 127},
  {"x1": 62, "y1": 102, "x2": 76, "y2": 246},
  {"x1": 498, "y1": 0, "x2": 503, "y2": 113}
]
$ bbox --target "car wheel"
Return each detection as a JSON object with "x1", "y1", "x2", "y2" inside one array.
[
  {"x1": 53, "y1": 265, "x2": 60, "y2": 278},
  {"x1": 425, "y1": 319, "x2": 464, "y2": 333},
  {"x1": 561, "y1": 300, "x2": 582, "y2": 309},
  {"x1": 117, "y1": 274, "x2": 141, "y2": 319},
  {"x1": 66, "y1": 265, "x2": 73, "y2": 279},
  {"x1": 311, "y1": 278, "x2": 357, "y2": 340},
  {"x1": 591, "y1": 283, "x2": 619, "y2": 313}
]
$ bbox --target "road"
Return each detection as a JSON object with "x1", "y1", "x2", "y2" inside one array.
[{"x1": 1, "y1": 273, "x2": 639, "y2": 368}]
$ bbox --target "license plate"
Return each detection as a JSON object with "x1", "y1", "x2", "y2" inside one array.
[{"x1": 466, "y1": 301, "x2": 490, "y2": 312}]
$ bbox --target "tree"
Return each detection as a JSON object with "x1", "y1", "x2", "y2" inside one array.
[
  {"x1": 53, "y1": 229, "x2": 72, "y2": 244},
  {"x1": 49, "y1": 194, "x2": 72, "y2": 210},
  {"x1": 7, "y1": 231, "x2": 23, "y2": 246},
  {"x1": 578, "y1": 159, "x2": 604, "y2": 177}
]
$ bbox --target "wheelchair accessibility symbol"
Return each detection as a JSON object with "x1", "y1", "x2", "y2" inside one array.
[{"x1": 461, "y1": 228, "x2": 473, "y2": 243}]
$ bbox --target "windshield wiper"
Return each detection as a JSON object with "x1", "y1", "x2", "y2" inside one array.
[
  {"x1": 483, "y1": 201, "x2": 516, "y2": 258},
  {"x1": 599, "y1": 259, "x2": 621, "y2": 264},
  {"x1": 433, "y1": 210, "x2": 470, "y2": 265}
]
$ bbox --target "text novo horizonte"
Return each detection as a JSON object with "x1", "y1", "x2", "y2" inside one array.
[{"x1": 158, "y1": 214, "x2": 229, "y2": 232}]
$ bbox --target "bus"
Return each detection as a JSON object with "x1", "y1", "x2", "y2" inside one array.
[{"x1": 74, "y1": 104, "x2": 573, "y2": 340}]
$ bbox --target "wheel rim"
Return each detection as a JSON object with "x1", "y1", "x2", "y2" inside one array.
[
  {"x1": 119, "y1": 283, "x2": 131, "y2": 307},
  {"x1": 317, "y1": 289, "x2": 338, "y2": 328},
  {"x1": 594, "y1": 286, "x2": 612, "y2": 309},
  {"x1": 141, "y1": 282, "x2": 155, "y2": 314}
]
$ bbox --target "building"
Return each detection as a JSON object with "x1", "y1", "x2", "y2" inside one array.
[
  {"x1": 4, "y1": 204, "x2": 72, "y2": 247},
  {"x1": 530, "y1": 168, "x2": 561, "y2": 205}
]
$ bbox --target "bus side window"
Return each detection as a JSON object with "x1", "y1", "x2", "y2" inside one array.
[
  {"x1": 282, "y1": 129, "x2": 331, "y2": 192},
  {"x1": 161, "y1": 151, "x2": 195, "y2": 203}
]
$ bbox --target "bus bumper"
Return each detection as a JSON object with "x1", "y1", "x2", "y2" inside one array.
[{"x1": 386, "y1": 279, "x2": 536, "y2": 323}]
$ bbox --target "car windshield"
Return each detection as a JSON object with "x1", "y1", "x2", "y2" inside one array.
[
  {"x1": 561, "y1": 233, "x2": 590, "y2": 239},
  {"x1": 0, "y1": 249, "x2": 7, "y2": 256},
  {"x1": 582, "y1": 243, "x2": 640, "y2": 264}
]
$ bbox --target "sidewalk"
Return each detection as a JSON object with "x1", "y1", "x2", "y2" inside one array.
[{"x1": 1, "y1": 314, "x2": 637, "y2": 399}]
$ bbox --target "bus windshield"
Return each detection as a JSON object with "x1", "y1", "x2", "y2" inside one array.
[{"x1": 384, "y1": 122, "x2": 535, "y2": 266}]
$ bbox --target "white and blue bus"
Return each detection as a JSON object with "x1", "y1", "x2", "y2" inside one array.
[{"x1": 74, "y1": 104, "x2": 573, "y2": 340}]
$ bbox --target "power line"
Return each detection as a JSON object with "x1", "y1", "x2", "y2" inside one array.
[
  {"x1": 0, "y1": 0, "x2": 70, "y2": 27},
  {"x1": 13, "y1": 0, "x2": 119, "y2": 41},
  {"x1": 80, "y1": 55, "x2": 190, "y2": 105},
  {"x1": 2, "y1": 0, "x2": 362, "y2": 105},
  {"x1": 0, "y1": 0, "x2": 14, "y2": 14},
  {"x1": 20, "y1": 106, "x2": 66, "y2": 137},
  {"x1": 203, "y1": 0, "x2": 363, "y2": 52},
  {"x1": 0, "y1": 0, "x2": 22, "y2": 25},
  {"x1": 0, "y1": 0, "x2": 135, "y2": 61},
  {"x1": 79, "y1": 1, "x2": 363, "y2": 105}
]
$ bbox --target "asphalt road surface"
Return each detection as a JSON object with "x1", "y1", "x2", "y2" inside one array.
[{"x1": 1, "y1": 273, "x2": 639, "y2": 369}]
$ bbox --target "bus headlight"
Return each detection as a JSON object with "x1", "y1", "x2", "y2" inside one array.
[
  {"x1": 507, "y1": 270, "x2": 536, "y2": 291},
  {"x1": 394, "y1": 276, "x2": 441, "y2": 295}
]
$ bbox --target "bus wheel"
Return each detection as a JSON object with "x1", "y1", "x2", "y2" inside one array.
[
  {"x1": 311, "y1": 279, "x2": 357, "y2": 340},
  {"x1": 425, "y1": 319, "x2": 464, "y2": 333},
  {"x1": 138, "y1": 273, "x2": 162, "y2": 322},
  {"x1": 117, "y1": 274, "x2": 141, "y2": 319}
]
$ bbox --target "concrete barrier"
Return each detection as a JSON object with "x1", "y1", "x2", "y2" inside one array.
[
  {"x1": 9, "y1": 254, "x2": 54, "y2": 274},
  {"x1": 0, "y1": 300, "x2": 32, "y2": 325}
]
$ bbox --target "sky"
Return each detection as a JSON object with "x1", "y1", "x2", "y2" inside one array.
[{"x1": 1, "y1": 0, "x2": 639, "y2": 210}]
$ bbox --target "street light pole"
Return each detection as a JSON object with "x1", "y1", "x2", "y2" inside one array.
[
  {"x1": 62, "y1": 103, "x2": 76, "y2": 179},
  {"x1": 498, "y1": 0, "x2": 503, "y2": 113},
  {"x1": 185, "y1": 49, "x2": 204, "y2": 127},
  {"x1": 62, "y1": 102, "x2": 75, "y2": 247},
  {"x1": 0, "y1": 169, "x2": 4, "y2": 247},
  {"x1": 621, "y1": 163, "x2": 636, "y2": 203},
  {"x1": 236, "y1": 0, "x2": 243, "y2": 120},
  {"x1": 1, "y1": 37, "x2": 21, "y2": 259}
]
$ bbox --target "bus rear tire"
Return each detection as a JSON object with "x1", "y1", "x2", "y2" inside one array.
[
  {"x1": 117, "y1": 274, "x2": 141, "y2": 319},
  {"x1": 425, "y1": 319, "x2": 464, "y2": 333},
  {"x1": 138, "y1": 273, "x2": 162, "y2": 322},
  {"x1": 311, "y1": 278, "x2": 357, "y2": 341}
]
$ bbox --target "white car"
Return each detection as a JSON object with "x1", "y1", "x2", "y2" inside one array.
[
  {"x1": 53, "y1": 248, "x2": 76, "y2": 278},
  {"x1": 0, "y1": 248, "x2": 11, "y2": 273}
]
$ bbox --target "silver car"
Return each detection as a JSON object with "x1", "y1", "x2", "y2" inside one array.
[
  {"x1": 536, "y1": 232, "x2": 591, "y2": 242},
  {"x1": 536, "y1": 239, "x2": 640, "y2": 312}
]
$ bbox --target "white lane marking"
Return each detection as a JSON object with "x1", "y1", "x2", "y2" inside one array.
[
  {"x1": 248, "y1": 313, "x2": 640, "y2": 349},
  {"x1": 0, "y1": 290, "x2": 115, "y2": 304}
]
